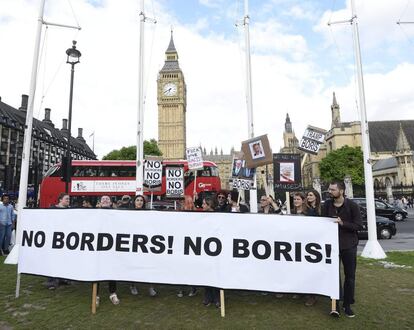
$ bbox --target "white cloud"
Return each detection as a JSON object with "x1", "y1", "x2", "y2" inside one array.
[{"x1": 0, "y1": 0, "x2": 413, "y2": 161}]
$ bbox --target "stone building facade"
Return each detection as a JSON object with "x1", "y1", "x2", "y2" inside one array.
[{"x1": 0, "y1": 95, "x2": 96, "y2": 196}]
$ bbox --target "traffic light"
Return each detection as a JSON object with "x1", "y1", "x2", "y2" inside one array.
[{"x1": 61, "y1": 156, "x2": 69, "y2": 182}]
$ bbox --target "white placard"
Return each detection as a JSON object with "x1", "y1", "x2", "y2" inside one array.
[
  {"x1": 144, "y1": 159, "x2": 163, "y2": 187},
  {"x1": 298, "y1": 126, "x2": 327, "y2": 155},
  {"x1": 186, "y1": 147, "x2": 203, "y2": 170},
  {"x1": 71, "y1": 180, "x2": 135, "y2": 193},
  {"x1": 18, "y1": 209, "x2": 340, "y2": 299},
  {"x1": 165, "y1": 167, "x2": 184, "y2": 198},
  {"x1": 232, "y1": 178, "x2": 255, "y2": 190}
]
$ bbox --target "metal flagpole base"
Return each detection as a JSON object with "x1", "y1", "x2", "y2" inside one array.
[
  {"x1": 4, "y1": 244, "x2": 19, "y2": 265},
  {"x1": 361, "y1": 240, "x2": 386, "y2": 259}
]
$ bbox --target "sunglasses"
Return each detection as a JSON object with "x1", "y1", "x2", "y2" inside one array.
[{"x1": 218, "y1": 196, "x2": 226, "y2": 199}]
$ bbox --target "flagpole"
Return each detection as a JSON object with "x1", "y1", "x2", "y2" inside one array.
[
  {"x1": 350, "y1": 0, "x2": 386, "y2": 259},
  {"x1": 136, "y1": 0, "x2": 145, "y2": 196},
  {"x1": 6, "y1": 0, "x2": 46, "y2": 298},
  {"x1": 243, "y1": 0, "x2": 258, "y2": 213}
]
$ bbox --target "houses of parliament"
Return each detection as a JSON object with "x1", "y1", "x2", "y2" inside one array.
[{"x1": 157, "y1": 34, "x2": 414, "y2": 196}]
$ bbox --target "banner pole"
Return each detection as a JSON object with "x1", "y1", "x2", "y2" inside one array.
[
  {"x1": 220, "y1": 289, "x2": 225, "y2": 317},
  {"x1": 285, "y1": 191, "x2": 291, "y2": 215},
  {"x1": 92, "y1": 283, "x2": 97, "y2": 314},
  {"x1": 193, "y1": 171, "x2": 197, "y2": 202},
  {"x1": 150, "y1": 190, "x2": 154, "y2": 210}
]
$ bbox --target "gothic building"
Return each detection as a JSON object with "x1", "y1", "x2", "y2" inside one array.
[
  {"x1": 0, "y1": 94, "x2": 95, "y2": 195},
  {"x1": 295, "y1": 92, "x2": 414, "y2": 197},
  {"x1": 157, "y1": 32, "x2": 187, "y2": 160}
]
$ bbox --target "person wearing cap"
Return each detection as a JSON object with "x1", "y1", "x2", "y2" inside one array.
[{"x1": 0, "y1": 194, "x2": 16, "y2": 255}]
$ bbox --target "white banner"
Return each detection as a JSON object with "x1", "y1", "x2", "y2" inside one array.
[
  {"x1": 165, "y1": 167, "x2": 184, "y2": 198},
  {"x1": 18, "y1": 209, "x2": 339, "y2": 299},
  {"x1": 71, "y1": 180, "x2": 135, "y2": 193},
  {"x1": 186, "y1": 147, "x2": 203, "y2": 170}
]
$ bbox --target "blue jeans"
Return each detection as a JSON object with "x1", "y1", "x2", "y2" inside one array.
[{"x1": 0, "y1": 223, "x2": 12, "y2": 252}]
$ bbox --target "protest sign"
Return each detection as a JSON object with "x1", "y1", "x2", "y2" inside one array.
[
  {"x1": 144, "y1": 158, "x2": 163, "y2": 192},
  {"x1": 18, "y1": 209, "x2": 340, "y2": 299},
  {"x1": 186, "y1": 147, "x2": 204, "y2": 170},
  {"x1": 273, "y1": 153, "x2": 302, "y2": 191},
  {"x1": 230, "y1": 152, "x2": 256, "y2": 190},
  {"x1": 165, "y1": 166, "x2": 184, "y2": 198},
  {"x1": 241, "y1": 135, "x2": 272, "y2": 168},
  {"x1": 298, "y1": 126, "x2": 327, "y2": 155}
]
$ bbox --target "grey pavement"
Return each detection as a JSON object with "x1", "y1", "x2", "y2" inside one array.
[{"x1": 358, "y1": 207, "x2": 414, "y2": 253}]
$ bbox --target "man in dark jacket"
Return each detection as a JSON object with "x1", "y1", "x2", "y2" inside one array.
[{"x1": 323, "y1": 180, "x2": 362, "y2": 318}]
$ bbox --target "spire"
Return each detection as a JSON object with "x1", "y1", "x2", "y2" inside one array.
[
  {"x1": 332, "y1": 92, "x2": 338, "y2": 106},
  {"x1": 166, "y1": 28, "x2": 177, "y2": 54},
  {"x1": 162, "y1": 29, "x2": 180, "y2": 71},
  {"x1": 285, "y1": 113, "x2": 292, "y2": 133},
  {"x1": 331, "y1": 91, "x2": 341, "y2": 128}
]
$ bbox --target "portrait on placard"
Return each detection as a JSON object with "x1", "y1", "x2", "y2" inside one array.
[
  {"x1": 273, "y1": 153, "x2": 302, "y2": 191},
  {"x1": 232, "y1": 159, "x2": 244, "y2": 177},
  {"x1": 249, "y1": 140, "x2": 265, "y2": 160},
  {"x1": 279, "y1": 162, "x2": 295, "y2": 183},
  {"x1": 241, "y1": 134, "x2": 273, "y2": 168}
]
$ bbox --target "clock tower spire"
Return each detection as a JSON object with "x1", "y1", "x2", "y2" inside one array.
[{"x1": 157, "y1": 31, "x2": 187, "y2": 159}]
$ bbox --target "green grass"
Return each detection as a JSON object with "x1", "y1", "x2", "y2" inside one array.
[{"x1": 1, "y1": 252, "x2": 413, "y2": 329}]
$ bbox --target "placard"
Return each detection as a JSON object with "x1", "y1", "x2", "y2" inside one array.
[
  {"x1": 165, "y1": 167, "x2": 184, "y2": 198},
  {"x1": 273, "y1": 154, "x2": 302, "y2": 191},
  {"x1": 186, "y1": 147, "x2": 204, "y2": 170},
  {"x1": 298, "y1": 126, "x2": 327, "y2": 155},
  {"x1": 144, "y1": 158, "x2": 162, "y2": 192},
  {"x1": 241, "y1": 135, "x2": 273, "y2": 168}
]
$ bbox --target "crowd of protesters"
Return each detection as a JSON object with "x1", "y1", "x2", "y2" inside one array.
[{"x1": 1, "y1": 180, "x2": 364, "y2": 317}]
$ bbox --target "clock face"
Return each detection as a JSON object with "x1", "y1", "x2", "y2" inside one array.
[{"x1": 163, "y1": 83, "x2": 177, "y2": 96}]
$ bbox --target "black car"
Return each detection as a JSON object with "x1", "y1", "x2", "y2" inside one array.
[
  {"x1": 358, "y1": 206, "x2": 397, "y2": 239},
  {"x1": 351, "y1": 198, "x2": 407, "y2": 222}
]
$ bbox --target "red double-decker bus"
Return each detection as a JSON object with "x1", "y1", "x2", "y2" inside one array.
[{"x1": 39, "y1": 160, "x2": 221, "y2": 208}]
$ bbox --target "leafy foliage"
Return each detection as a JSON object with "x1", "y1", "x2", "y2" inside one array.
[
  {"x1": 319, "y1": 146, "x2": 364, "y2": 185},
  {"x1": 102, "y1": 139, "x2": 162, "y2": 160}
]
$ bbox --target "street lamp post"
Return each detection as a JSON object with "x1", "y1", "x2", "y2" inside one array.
[{"x1": 65, "y1": 40, "x2": 81, "y2": 193}]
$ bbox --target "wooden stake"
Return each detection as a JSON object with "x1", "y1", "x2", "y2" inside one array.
[
  {"x1": 220, "y1": 289, "x2": 225, "y2": 317},
  {"x1": 193, "y1": 171, "x2": 198, "y2": 202},
  {"x1": 92, "y1": 283, "x2": 97, "y2": 314},
  {"x1": 285, "y1": 191, "x2": 291, "y2": 215},
  {"x1": 329, "y1": 299, "x2": 340, "y2": 317}
]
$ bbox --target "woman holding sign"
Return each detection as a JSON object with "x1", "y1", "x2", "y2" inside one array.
[
  {"x1": 129, "y1": 195, "x2": 158, "y2": 297},
  {"x1": 201, "y1": 198, "x2": 221, "y2": 308}
]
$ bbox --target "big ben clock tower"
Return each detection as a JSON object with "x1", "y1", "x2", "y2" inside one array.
[{"x1": 157, "y1": 32, "x2": 187, "y2": 159}]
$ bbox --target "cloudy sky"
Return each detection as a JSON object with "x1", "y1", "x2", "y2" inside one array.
[{"x1": 1, "y1": 0, "x2": 414, "y2": 158}]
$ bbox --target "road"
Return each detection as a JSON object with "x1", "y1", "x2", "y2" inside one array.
[{"x1": 358, "y1": 208, "x2": 414, "y2": 253}]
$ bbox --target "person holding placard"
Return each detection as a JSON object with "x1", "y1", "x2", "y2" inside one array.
[
  {"x1": 225, "y1": 190, "x2": 249, "y2": 213},
  {"x1": 129, "y1": 195, "x2": 158, "y2": 297},
  {"x1": 322, "y1": 180, "x2": 362, "y2": 318},
  {"x1": 201, "y1": 197, "x2": 221, "y2": 308},
  {"x1": 45, "y1": 193, "x2": 70, "y2": 290},
  {"x1": 96, "y1": 195, "x2": 120, "y2": 305},
  {"x1": 177, "y1": 195, "x2": 198, "y2": 298},
  {"x1": 258, "y1": 195, "x2": 281, "y2": 214},
  {"x1": 306, "y1": 189, "x2": 321, "y2": 217}
]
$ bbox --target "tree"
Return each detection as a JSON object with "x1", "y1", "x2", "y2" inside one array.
[
  {"x1": 102, "y1": 139, "x2": 162, "y2": 160},
  {"x1": 319, "y1": 146, "x2": 364, "y2": 185}
]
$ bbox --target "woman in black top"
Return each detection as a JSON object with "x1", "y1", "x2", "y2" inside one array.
[{"x1": 306, "y1": 189, "x2": 321, "y2": 216}]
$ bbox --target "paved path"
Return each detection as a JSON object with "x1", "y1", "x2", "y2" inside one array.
[{"x1": 358, "y1": 208, "x2": 414, "y2": 253}]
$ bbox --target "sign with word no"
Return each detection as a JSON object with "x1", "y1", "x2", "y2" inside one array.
[{"x1": 166, "y1": 167, "x2": 184, "y2": 198}]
